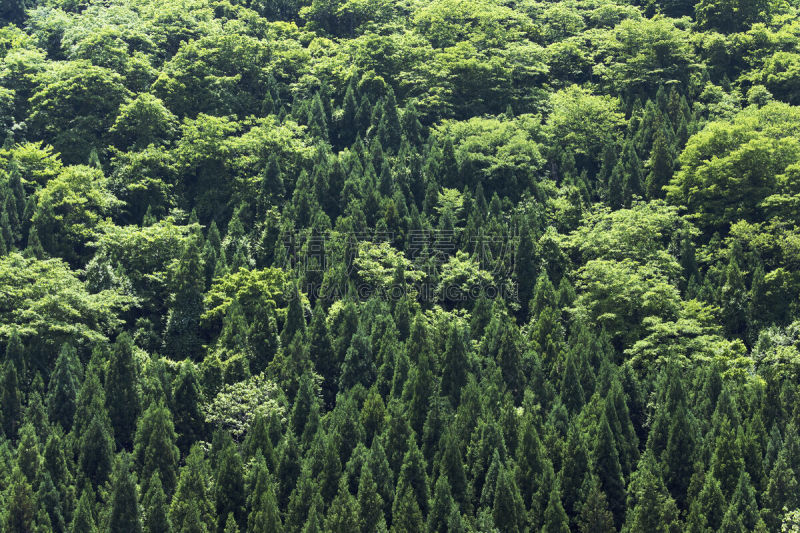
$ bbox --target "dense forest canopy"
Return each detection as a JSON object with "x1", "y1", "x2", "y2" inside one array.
[{"x1": 1, "y1": 0, "x2": 800, "y2": 531}]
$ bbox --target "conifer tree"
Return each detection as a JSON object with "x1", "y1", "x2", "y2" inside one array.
[
  {"x1": 134, "y1": 402, "x2": 180, "y2": 496},
  {"x1": 577, "y1": 477, "x2": 615, "y2": 533},
  {"x1": 47, "y1": 343, "x2": 80, "y2": 432},
  {"x1": 560, "y1": 423, "x2": 590, "y2": 522},
  {"x1": 249, "y1": 465, "x2": 282, "y2": 533},
  {"x1": 109, "y1": 454, "x2": 143, "y2": 533},
  {"x1": 441, "y1": 323, "x2": 468, "y2": 407},
  {"x1": 645, "y1": 129, "x2": 674, "y2": 199},
  {"x1": 143, "y1": 473, "x2": 172, "y2": 533},
  {"x1": 79, "y1": 413, "x2": 114, "y2": 488},
  {"x1": 623, "y1": 452, "x2": 679, "y2": 533},
  {"x1": 762, "y1": 447, "x2": 798, "y2": 532},
  {"x1": 215, "y1": 443, "x2": 246, "y2": 533},
  {"x1": 407, "y1": 351, "x2": 434, "y2": 436},
  {"x1": 163, "y1": 238, "x2": 205, "y2": 361},
  {"x1": 396, "y1": 436, "x2": 429, "y2": 517},
  {"x1": 542, "y1": 480, "x2": 570, "y2": 533},
  {"x1": 339, "y1": 324, "x2": 376, "y2": 391},
  {"x1": 4, "y1": 467, "x2": 36, "y2": 533},
  {"x1": 170, "y1": 446, "x2": 213, "y2": 533},
  {"x1": 367, "y1": 439, "x2": 394, "y2": 521},
  {"x1": 71, "y1": 487, "x2": 98, "y2": 533},
  {"x1": 390, "y1": 483, "x2": 423, "y2": 533},
  {"x1": 281, "y1": 283, "x2": 306, "y2": 345},
  {"x1": 286, "y1": 465, "x2": 320, "y2": 533},
  {"x1": 1, "y1": 359, "x2": 21, "y2": 440},
  {"x1": 36, "y1": 472, "x2": 66, "y2": 533},
  {"x1": 106, "y1": 332, "x2": 140, "y2": 450},
  {"x1": 594, "y1": 410, "x2": 626, "y2": 528},
  {"x1": 720, "y1": 470, "x2": 764, "y2": 532},
  {"x1": 223, "y1": 514, "x2": 239, "y2": 533},
  {"x1": 711, "y1": 418, "x2": 744, "y2": 498},
  {"x1": 16, "y1": 422, "x2": 41, "y2": 483},
  {"x1": 172, "y1": 361, "x2": 206, "y2": 455},
  {"x1": 358, "y1": 465, "x2": 385, "y2": 533},
  {"x1": 492, "y1": 464, "x2": 525, "y2": 533},
  {"x1": 428, "y1": 475, "x2": 457, "y2": 533},
  {"x1": 325, "y1": 482, "x2": 361, "y2": 533},
  {"x1": 308, "y1": 302, "x2": 336, "y2": 406}
]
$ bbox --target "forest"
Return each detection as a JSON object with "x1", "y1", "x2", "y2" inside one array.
[{"x1": 1, "y1": 0, "x2": 800, "y2": 530}]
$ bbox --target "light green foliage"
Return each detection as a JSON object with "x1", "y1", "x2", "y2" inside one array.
[
  {"x1": 33, "y1": 165, "x2": 121, "y2": 263},
  {"x1": 0, "y1": 252, "x2": 132, "y2": 349},
  {"x1": 204, "y1": 374, "x2": 285, "y2": 439},
  {"x1": 667, "y1": 102, "x2": 800, "y2": 233}
]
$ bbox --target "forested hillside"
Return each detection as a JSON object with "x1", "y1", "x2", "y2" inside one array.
[{"x1": 2, "y1": 0, "x2": 800, "y2": 531}]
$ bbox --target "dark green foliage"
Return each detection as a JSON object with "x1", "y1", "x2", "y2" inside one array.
[
  {"x1": 143, "y1": 473, "x2": 173, "y2": 533},
  {"x1": 215, "y1": 442, "x2": 246, "y2": 533},
  {"x1": 1, "y1": 359, "x2": 21, "y2": 440},
  {"x1": 172, "y1": 362, "x2": 206, "y2": 456},
  {"x1": 163, "y1": 239, "x2": 205, "y2": 361},
  {"x1": 594, "y1": 410, "x2": 626, "y2": 529},
  {"x1": 79, "y1": 413, "x2": 114, "y2": 488},
  {"x1": 134, "y1": 402, "x2": 180, "y2": 496},
  {"x1": 106, "y1": 332, "x2": 141, "y2": 449},
  {"x1": 47, "y1": 343, "x2": 80, "y2": 432},
  {"x1": 109, "y1": 454, "x2": 143, "y2": 533}
]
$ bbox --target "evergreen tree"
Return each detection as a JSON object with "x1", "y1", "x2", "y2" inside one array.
[
  {"x1": 406, "y1": 350, "x2": 434, "y2": 436},
  {"x1": 143, "y1": 473, "x2": 172, "y2": 533},
  {"x1": 105, "y1": 332, "x2": 140, "y2": 450},
  {"x1": 248, "y1": 464, "x2": 281, "y2": 533},
  {"x1": 172, "y1": 361, "x2": 206, "y2": 456},
  {"x1": 308, "y1": 302, "x2": 336, "y2": 407},
  {"x1": 339, "y1": 324, "x2": 376, "y2": 391},
  {"x1": 441, "y1": 323, "x2": 468, "y2": 407},
  {"x1": 560, "y1": 423, "x2": 590, "y2": 522},
  {"x1": 325, "y1": 483, "x2": 361, "y2": 533},
  {"x1": 427, "y1": 475, "x2": 457, "y2": 533},
  {"x1": 390, "y1": 483, "x2": 423, "y2": 533},
  {"x1": 623, "y1": 452, "x2": 679, "y2": 533},
  {"x1": 79, "y1": 413, "x2": 114, "y2": 488},
  {"x1": 16, "y1": 422, "x2": 41, "y2": 483},
  {"x1": 492, "y1": 464, "x2": 525, "y2": 533},
  {"x1": 645, "y1": 128, "x2": 674, "y2": 199},
  {"x1": 285, "y1": 465, "x2": 320, "y2": 533},
  {"x1": 215, "y1": 443, "x2": 246, "y2": 533},
  {"x1": 47, "y1": 343, "x2": 80, "y2": 432},
  {"x1": 720, "y1": 470, "x2": 764, "y2": 532},
  {"x1": 4, "y1": 467, "x2": 36, "y2": 533},
  {"x1": 395, "y1": 436, "x2": 429, "y2": 517},
  {"x1": 1, "y1": 359, "x2": 21, "y2": 440},
  {"x1": 223, "y1": 514, "x2": 239, "y2": 533},
  {"x1": 170, "y1": 446, "x2": 213, "y2": 533},
  {"x1": 109, "y1": 454, "x2": 143, "y2": 533},
  {"x1": 163, "y1": 238, "x2": 205, "y2": 361},
  {"x1": 36, "y1": 472, "x2": 66, "y2": 533},
  {"x1": 594, "y1": 410, "x2": 626, "y2": 529},
  {"x1": 358, "y1": 465, "x2": 385, "y2": 533},
  {"x1": 71, "y1": 487, "x2": 98, "y2": 533},
  {"x1": 367, "y1": 439, "x2": 394, "y2": 522},
  {"x1": 762, "y1": 447, "x2": 798, "y2": 532},
  {"x1": 577, "y1": 477, "x2": 616, "y2": 533},
  {"x1": 281, "y1": 283, "x2": 307, "y2": 346},
  {"x1": 134, "y1": 402, "x2": 180, "y2": 496},
  {"x1": 542, "y1": 480, "x2": 570, "y2": 533}
]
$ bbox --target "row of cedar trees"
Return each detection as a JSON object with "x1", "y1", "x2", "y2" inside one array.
[{"x1": 2, "y1": 284, "x2": 800, "y2": 533}]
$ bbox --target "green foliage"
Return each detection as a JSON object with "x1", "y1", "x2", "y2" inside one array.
[{"x1": 2, "y1": 1, "x2": 800, "y2": 532}]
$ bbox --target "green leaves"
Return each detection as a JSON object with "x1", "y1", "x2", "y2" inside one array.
[{"x1": 0, "y1": 252, "x2": 132, "y2": 352}]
